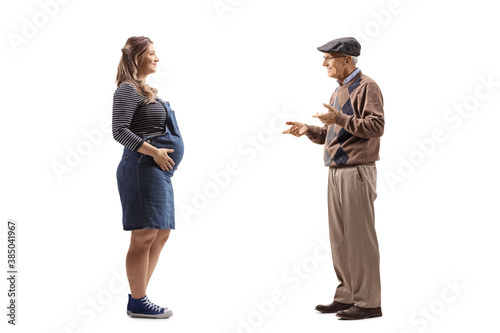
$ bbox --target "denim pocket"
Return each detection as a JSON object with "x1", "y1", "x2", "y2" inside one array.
[{"x1": 116, "y1": 155, "x2": 129, "y2": 179}]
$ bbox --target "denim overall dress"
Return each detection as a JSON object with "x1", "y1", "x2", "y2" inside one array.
[{"x1": 116, "y1": 97, "x2": 184, "y2": 230}]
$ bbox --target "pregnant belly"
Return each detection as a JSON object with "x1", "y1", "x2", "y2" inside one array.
[
  {"x1": 147, "y1": 133, "x2": 184, "y2": 175},
  {"x1": 165, "y1": 136, "x2": 184, "y2": 167}
]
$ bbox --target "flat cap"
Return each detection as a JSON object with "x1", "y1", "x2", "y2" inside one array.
[{"x1": 317, "y1": 37, "x2": 361, "y2": 56}]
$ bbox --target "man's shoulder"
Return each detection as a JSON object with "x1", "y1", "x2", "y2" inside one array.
[
  {"x1": 354, "y1": 74, "x2": 382, "y2": 96},
  {"x1": 359, "y1": 74, "x2": 379, "y2": 87}
]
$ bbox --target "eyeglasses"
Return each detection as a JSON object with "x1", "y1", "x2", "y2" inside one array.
[{"x1": 323, "y1": 55, "x2": 348, "y2": 61}]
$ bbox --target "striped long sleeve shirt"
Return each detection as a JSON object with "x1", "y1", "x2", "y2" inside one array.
[{"x1": 112, "y1": 82, "x2": 167, "y2": 151}]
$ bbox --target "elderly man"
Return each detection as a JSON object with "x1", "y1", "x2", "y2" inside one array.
[{"x1": 283, "y1": 37, "x2": 384, "y2": 320}]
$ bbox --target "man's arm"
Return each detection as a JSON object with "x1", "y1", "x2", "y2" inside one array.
[
  {"x1": 283, "y1": 121, "x2": 327, "y2": 145},
  {"x1": 305, "y1": 124, "x2": 328, "y2": 144},
  {"x1": 335, "y1": 83, "x2": 384, "y2": 138}
]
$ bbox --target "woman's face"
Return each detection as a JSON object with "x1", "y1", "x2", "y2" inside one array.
[{"x1": 138, "y1": 43, "x2": 159, "y2": 77}]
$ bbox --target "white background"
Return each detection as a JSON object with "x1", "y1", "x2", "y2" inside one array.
[{"x1": 1, "y1": 0, "x2": 500, "y2": 332}]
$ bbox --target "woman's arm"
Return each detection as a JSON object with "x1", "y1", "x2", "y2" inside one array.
[
  {"x1": 137, "y1": 142, "x2": 175, "y2": 171},
  {"x1": 112, "y1": 82, "x2": 146, "y2": 151}
]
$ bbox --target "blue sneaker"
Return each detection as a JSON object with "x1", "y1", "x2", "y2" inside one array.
[
  {"x1": 127, "y1": 294, "x2": 172, "y2": 316},
  {"x1": 129, "y1": 295, "x2": 173, "y2": 319}
]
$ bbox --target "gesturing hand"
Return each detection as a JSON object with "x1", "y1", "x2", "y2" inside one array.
[
  {"x1": 153, "y1": 148, "x2": 175, "y2": 171},
  {"x1": 282, "y1": 121, "x2": 308, "y2": 137},
  {"x1": 312, "y1": 103, "x2": 340, "y2": 125}
]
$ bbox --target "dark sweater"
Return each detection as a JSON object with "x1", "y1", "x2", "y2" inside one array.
[{"x1": 306, "y1": 70, "x2": 384, "y2": 167}]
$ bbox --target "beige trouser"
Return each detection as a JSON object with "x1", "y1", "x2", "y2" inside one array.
[{"x1": 328, "y1": 164, "x2": 381, "y2": 308}]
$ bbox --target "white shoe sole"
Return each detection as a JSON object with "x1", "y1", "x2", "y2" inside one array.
[{"x1": 127, "y1": 309, "x2": 173, "y2": 318}]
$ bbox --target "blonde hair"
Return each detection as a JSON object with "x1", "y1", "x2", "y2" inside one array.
[{"x1": 116, "y1": 36, "x2": 158, "y2": 104}]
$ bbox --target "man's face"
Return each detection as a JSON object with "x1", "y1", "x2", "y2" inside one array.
[{"x1": 322, "y1": 52, "x2": 348, "y2": 79}]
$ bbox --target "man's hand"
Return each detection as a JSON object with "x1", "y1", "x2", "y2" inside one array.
[
  {"x1": 282, "y1": 121, "x2": 308, "y2": 137},
  {"x1": 312, "y1": 103, "x2": 340, "y2": 125}
]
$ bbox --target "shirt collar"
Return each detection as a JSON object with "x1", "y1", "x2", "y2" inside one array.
[{"x1": 338, "y1": 67, "x2": 360, "y2": 86}]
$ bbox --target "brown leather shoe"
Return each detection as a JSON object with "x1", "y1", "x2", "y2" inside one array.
[
  {"x1": 315, "y1": 301, "x2": 355, "y2": 313},
  {"x1": 336, "y1": 305, "x2": 382, "y2": 320}
]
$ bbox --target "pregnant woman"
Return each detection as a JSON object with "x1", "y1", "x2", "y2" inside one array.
[{"x1": 112, "y1": 36, "x2": 184, "y2": 319}]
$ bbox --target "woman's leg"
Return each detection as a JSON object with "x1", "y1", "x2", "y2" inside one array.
[
  {"x1": 146, "y1": 229, "x2": 171, "y2": 286},
  {"x1": 126, "y1": 229, "x2": 159, "y2": 298}
]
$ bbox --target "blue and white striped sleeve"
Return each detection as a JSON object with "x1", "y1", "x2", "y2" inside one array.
[{"x1": 112, "y1": 82, "x2": 145, "y2": 151}]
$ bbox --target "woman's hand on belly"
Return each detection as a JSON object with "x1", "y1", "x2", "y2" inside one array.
[
  {"x1": 153, "y1": 148, "x2": 176, "y2": 171},
  {"x1": 137, "y1": 142, "x2": 175, "y2": 171}
]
